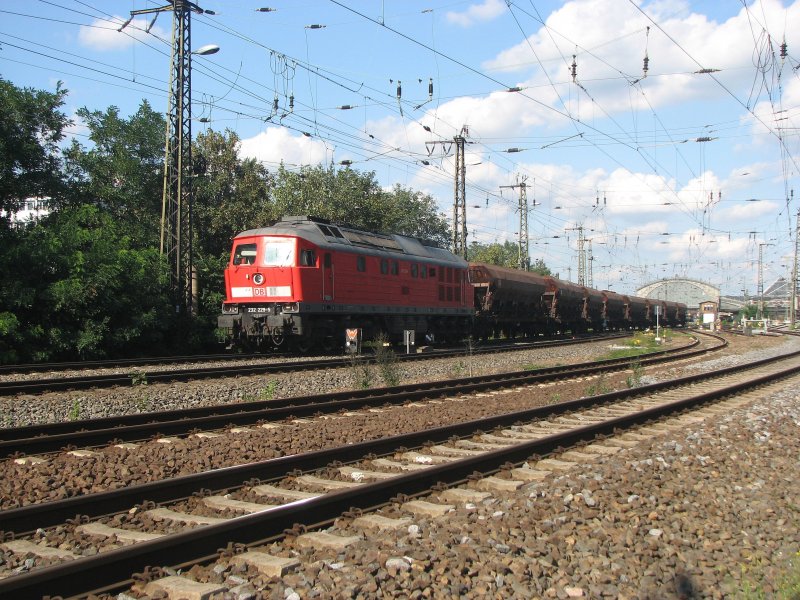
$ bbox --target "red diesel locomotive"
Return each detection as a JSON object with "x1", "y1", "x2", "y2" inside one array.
[
  {"x1": 218, "y1": 215, "x2": 472, "y2": 350},
  {"x1": 218, "y1": 216, "x2": 687, "y2": 350}
]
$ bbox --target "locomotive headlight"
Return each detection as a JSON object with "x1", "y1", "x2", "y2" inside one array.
[{"x1": 252, "y1": 273, "x2": 265, "y2": 285}]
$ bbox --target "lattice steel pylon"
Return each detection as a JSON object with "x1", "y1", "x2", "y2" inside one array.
[
  {"x1": 452, "y1": 126, "x2": 468, "y2": 259},
  {"x1": 566, "y1": 225, "x2": 586, "y2": 285},
  {"x1": 500, "y1": 175, "x2": 529, "y2": 270},
  {"x1": 792, "y1": 207, "x2": 799, "y2": 326},
  {"x1": 129, "y1": 1, "x2": 205, "y2": 316}
]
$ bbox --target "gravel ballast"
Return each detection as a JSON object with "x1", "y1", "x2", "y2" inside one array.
[{"x1": 1, "y1": 332, "x2": 799, "y2": 598}]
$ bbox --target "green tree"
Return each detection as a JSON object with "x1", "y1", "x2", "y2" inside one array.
[
  {"x1": 468, "y1": 240, "x2": 519, "y2": 267},
  {"x1": 0, "y1": 78, "x2": 70, "y2": 225},
  {"x1": 530, "y1": 257, "x2": 552, "y2": 276},
  {"x1": 737, "y1": 303, "x2": 758, "y2": 321},
  {"x1": 0, "y1": 205, "x2": 172, "y2": 361},
  {"x1": 270, "y1": 164, "x2": 449, "y2": 243},
  {"x1": 192, "y1": 129, "x2": 274, "y2": 258},
  {"x1": 374, "y1": 184, "x2": 449, "y2": 245},
  {"x1": 468, "y1": 241, "x2": 552, "y2": 274},
  {"x1": 62, "y1": 102, "x2": 165, "y2": 246}
]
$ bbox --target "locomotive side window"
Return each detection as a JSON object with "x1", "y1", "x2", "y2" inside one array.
[
  {"x1": 421, "y1": 264, "x2": 427, "y2": 279},
  {"x1": 429, "y1": 267, "x2": 436, "y2": 278},
  {"x1": 357, "y1": 256, "x2": 366, "y2": 272},
  {"x1": 300, "y1": 249, "x2": 316, "y2": 267},
  {"x1": 411, "y1": 264, "x2": 418, "y2": 278},
  {"x1": 381, "y1": 259, "x2": 389, "y2": 274},
  {"x1": 391, "y1": 261, "x2": 399, "y2": 275},
  {"x1": 233, "y1": 243, "x2": 257, "y2": 265},
  {"x1": 263, "y1": 238, "x2": 296, "y2": 267}
]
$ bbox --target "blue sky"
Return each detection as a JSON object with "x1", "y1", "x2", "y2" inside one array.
[{"x1": 1, "y1": 0, "x2": 799, "y2": 298}]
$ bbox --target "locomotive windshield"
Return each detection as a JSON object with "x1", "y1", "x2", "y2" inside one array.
[
  {"x1": 263, "y1": 237, "x2": 296, "y2": 267},
  {"x1": 232, "y1": 243, "x2": 257, "y2": 265}
]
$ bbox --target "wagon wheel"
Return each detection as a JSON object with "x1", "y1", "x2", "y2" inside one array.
[{"x1": 290, "y1": 337, "x2": 313, "y2": 354}]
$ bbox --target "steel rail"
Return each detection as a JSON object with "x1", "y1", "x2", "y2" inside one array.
[
  {"x1": 0, "y1": 335, "x2": 709, "y2": 457},
  {"x1": 0, "y1": 351, "x2": 797, "y2": 598},
  {"x1": 0, "y1": 334, "x2": 590, "y2": 375},
  {"x1": 0, "y1": 338, "x2": 782, "y2": 535},
  {"x1": 0, "y1": 352, "x2": 281, "y2": 375},
  {"x1": 0, "y1": 334, "x2": 627, "y2": 396}
]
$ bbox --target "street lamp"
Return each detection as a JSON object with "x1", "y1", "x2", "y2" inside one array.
[{"x1": 194, "y1": 44, "x2": 219, "y2": 56}]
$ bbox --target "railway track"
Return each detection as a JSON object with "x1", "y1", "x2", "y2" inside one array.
[
  {"x1": 0, "y1": 352, "x2": 282, "y2": 376},
  {"x1": 0, "y1": 336, "x2": 796, "y2": 598},
  {"x1": 0, "y1": 334, "x2": 626, "y2": 396},
  {"x1": 0, "y1": 333, "x2": 713, "y2": 458}
]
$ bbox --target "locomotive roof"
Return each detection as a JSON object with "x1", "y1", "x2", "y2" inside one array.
[{"x1": 236, "y1": 216, "x2": 467, "y2": 266}]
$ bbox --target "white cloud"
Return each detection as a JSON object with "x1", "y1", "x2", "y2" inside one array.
[
  {"x1": 481, "y1": 0, "x2": 800, "y2": 115},
  {"x1": 239, "y1": 127, "x2": 330, "y2": 167},
  {"x1": 716, "y1": 200, "x2": 779, "y2": 221},
  {"x1": 78, "y1": 16, "x2": 170, "y2": 51},
  {"x1": 446, "y1": 0, "x2": 507, "y2": 27}
]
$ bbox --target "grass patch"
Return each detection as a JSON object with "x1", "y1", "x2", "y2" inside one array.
[
  {"x1": 601, "y1": 331, "x2": 674, "y2": 360},
  {"x1": 69, "y1": 398, "x2": 81, "y2": 421},
  {"x1": 585, "y1": 373, "x2": 612, "y2": 397},
  {"x1": 733, "y1": 548, "x2": 800, "y2": 599},
  {"x1": 258, "y1": 381, "x2": 278, "y2": 401},
  {"x1": 373, "y1": 333, "x2": 401, "y2": 387},
  {"x1": 349, "y1": 354, "x2": 374, "y2": 389},
  {"x1": 626, "y1": 360, "x2": 644, "y2": 388},
  {"x1": 129, "y1": 371, "x2": 148, "y2": 386}
]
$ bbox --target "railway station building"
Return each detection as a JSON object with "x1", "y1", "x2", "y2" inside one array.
[
  {"x1": 636, "y1": 278, "x2": 721, "y2": 323},
  {"x1": 636, "y1": 276, "x2": 798, "y2": 325}
]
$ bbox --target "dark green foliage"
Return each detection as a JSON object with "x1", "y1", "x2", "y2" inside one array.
[
  {"x1": 270, "y1": 164, "x2": 449, "y2": 245},
  {"x1": 0, "y1": 78, "x2": 454, "y2": 362},
  {"x1": 192, "y1": 129, "x2": 275, "y2": 257},
  {"x1": 0, "y1": 205, "x2": 173, "y2": 361},
  {"x1": 530, "y1": 258, "x2": 552, "y2": 276},
  {"x1": 61, "y1": 102, "x2": 165, "y2": 247},
  {"x1": 468, "y1": 240, "x2": 518, "y2": 267},
  {"x1": 467, "y1": 240, "x2": 552, "y2": 275},
  {"x1": 0, "y1": 78, "x2": 70, "y2": 224}
]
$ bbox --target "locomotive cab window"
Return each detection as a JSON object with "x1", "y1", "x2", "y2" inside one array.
[
  {"x1": 263, "y1": 237, "x2": 296, "y2": 267},
  {"x1": 381, "y1": 259, "x2": 389, "y2": 275},
  {"x1": 411, "y1": 264, "x2": 418, "y2": 278},
  {"x1": 357, "y1": 256, "x2": 367, "y2": 272},
  {"x1": 420, "y1": 264, "x2": 427, "y2": 279},
  {"x1": 391, "y1": 261, "x2": 399, "y2": 275},
  {"x1": 299, "y1": 249, "x2": 316, "y2": 267},
  {"x1": 233, "y1": 243, "x2": 257, "y2": 265},
  {"x1": 429, "y1": 267, "x2": 436, "y2": 278}
]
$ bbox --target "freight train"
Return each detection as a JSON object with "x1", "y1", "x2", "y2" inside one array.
[{"x1": 218, "y1": 216, "x2": 686, "y2": 351}]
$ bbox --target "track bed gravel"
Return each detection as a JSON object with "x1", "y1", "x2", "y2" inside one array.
[{"x1": 2, "y1": 333, "x2": 799, "y2": 597}]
